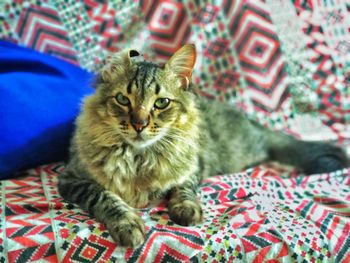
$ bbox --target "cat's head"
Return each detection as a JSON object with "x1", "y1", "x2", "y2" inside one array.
[{"x1": 89, "y1": 44, "x2": 198, "y2": 148}]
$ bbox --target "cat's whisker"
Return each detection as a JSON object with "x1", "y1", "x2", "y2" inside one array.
[
  {"x1": 164, "y1": 129, "x2": 198, "y2": 148},
  {"x1": 159, "y1": 135, "x2": 196, "y2": 150},
  {"x1": 167, "y1": 137, "x2": 197, "y2": 149}
]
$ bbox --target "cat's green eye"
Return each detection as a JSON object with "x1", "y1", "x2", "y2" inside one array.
[
  {"x1": 154, "y1": 98, "x2": 171, "y2": 109},
  {"x1": 116, "y1": 93, "x2": 130, "y2": 106}
]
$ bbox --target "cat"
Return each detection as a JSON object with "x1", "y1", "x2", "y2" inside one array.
[{"x1": 58, "y1": 44, "x2": 349, "y2": 248}]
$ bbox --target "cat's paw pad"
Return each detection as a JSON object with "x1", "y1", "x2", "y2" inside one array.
[
  {"x1": 168, "y1": 199, "x2": 203, "y2": 226},
  {"x1": 108, "y1": 212, "x2": 146, "y2": 248}
]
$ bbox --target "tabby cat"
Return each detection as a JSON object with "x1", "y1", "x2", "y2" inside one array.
[{"x1": 58, "y1": 44, "x2": 349, "y2": 247}]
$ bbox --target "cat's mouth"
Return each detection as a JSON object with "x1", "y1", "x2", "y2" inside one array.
[{"x1": 134, "y1": 134, "x2": 144, "y2": 141}]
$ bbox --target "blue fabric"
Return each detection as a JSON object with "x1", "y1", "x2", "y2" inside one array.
[{"x1": 0, "y1": 41, "x2": 94, "y2": 179}]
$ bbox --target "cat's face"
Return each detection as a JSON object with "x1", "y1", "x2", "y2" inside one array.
[{"x1": 93, "y1": 45, "x2": 196, "y2": 148}]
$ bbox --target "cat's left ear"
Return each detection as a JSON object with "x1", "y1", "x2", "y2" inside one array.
[
  {"x1": 165, "y1": 44, "x2": 196, "y2": 89},
  {"x1": 100, "y1": 49, "x2": 141, "y2": 82}
]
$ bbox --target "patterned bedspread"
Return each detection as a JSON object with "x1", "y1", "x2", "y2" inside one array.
[
  {"x1": 1, "y1": 0, "x2": 350, "y2": 262},
  {"x1": 1, "y1": 163, "x2": 350, "y2": 262}
]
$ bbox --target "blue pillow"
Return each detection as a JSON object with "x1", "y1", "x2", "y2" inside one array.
[{"x1": 0, "y1": 41, "x2": 94, "y2": 179}]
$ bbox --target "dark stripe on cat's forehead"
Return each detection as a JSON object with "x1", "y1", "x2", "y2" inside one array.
[
  {"x1": 136, "y1": 61, "x2": 160, "y2": 69},
  {"x1": 134, "y1": 61, "x2": 159, "y2": 97},
  {"x1": 127, "y1": 67, "x2": 139, "y2": 94},
  {"x1": 127, "y1": 82, "x2": 133, "y2": 94},
  {"x1": 155, "y1": 84, "x2": 161, "y2": 94}
]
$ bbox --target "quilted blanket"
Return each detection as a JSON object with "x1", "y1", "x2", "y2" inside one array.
[
  {"x1": 1, "y1": 163, "x2": 350, "y2": 262},
  {"x1": 1, "y1": 0, "x2": 350, "y2": 262}
]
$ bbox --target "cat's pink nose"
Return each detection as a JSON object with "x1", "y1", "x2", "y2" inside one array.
[
  {"x1": 131, "y1": 114, "x2": 149, "y2": 133},
  {"x1": 133, "y1": 123, "x2": 147, "y2": 133}
]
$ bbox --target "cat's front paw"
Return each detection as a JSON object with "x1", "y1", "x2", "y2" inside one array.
[
  {"x1": 107, "y1": 212, "x2": 146, "y2": 248},
  {"x1": 168, "y1": 199, "x2": 203, "y2": 226}
]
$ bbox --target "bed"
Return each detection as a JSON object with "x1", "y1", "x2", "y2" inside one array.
[
  {"x1": 1, "y1": 162, "x2": 350, "y2": 262},
  {"x1": 1, "y1": 0, "x2": 350, "y2": 262}
]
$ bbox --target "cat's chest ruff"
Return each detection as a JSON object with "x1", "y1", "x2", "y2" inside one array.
[
  {"x1": 101, "y1": 145, "x2": 186, "y2": 207},
  {"x1": 103, "y1": 146, "x2": 144, "y2": 178}
]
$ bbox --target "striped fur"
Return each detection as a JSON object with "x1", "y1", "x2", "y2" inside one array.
[{"x1": 58, "y1": 44, "x2": 349, "y2": 248}]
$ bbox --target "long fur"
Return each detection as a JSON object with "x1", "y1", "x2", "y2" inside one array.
[{"x1": 58, "y1": 44, "x2": 349, "y2": 247}]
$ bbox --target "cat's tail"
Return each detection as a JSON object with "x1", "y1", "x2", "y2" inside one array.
[{"x1": 264, "y1": 128, "x2": 349, "y2": 174}]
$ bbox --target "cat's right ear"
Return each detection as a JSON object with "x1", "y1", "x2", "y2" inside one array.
[
  {"x1": 100, "y1": 49, "x2": 141, "y2": 82},
  {"x1": 165, "y1": 44, "x2": 196, "y2": 89}
]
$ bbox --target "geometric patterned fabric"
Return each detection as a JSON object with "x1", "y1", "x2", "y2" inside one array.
[
  {"x1": 1, "y1": 0, "x2": 349, "y2": 140},
  {"x1": 1, "y1": 163, "x2": 350, "y2": 262},
  {"x1": 1, "y1": 0, "x2": 350, "y2": 262}
]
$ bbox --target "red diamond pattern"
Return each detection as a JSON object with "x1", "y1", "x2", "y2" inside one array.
[
  {"x1": 229, "y1": 0, "x2": 289, "y2": 111},
  {"x1": 143, "y1": 0, "x2": 191, "y2": 60},
  {"x1": 13, "y1": 4, "x2": 78, "y2": 64}
]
